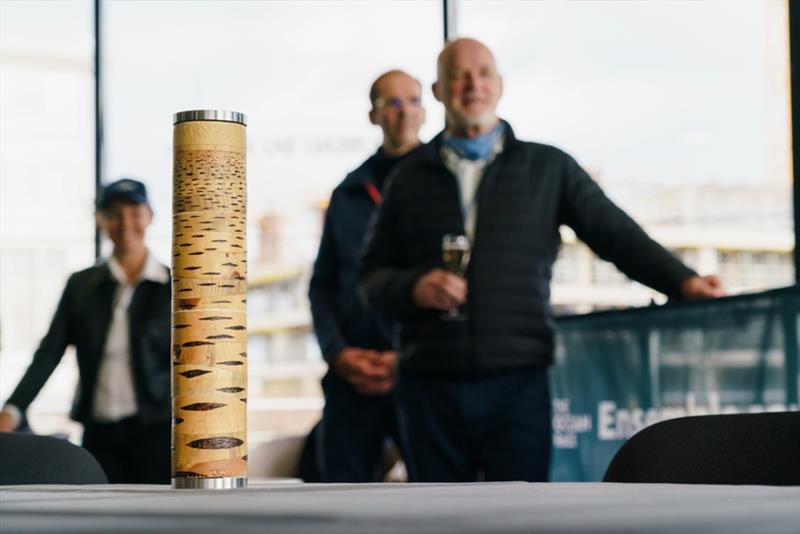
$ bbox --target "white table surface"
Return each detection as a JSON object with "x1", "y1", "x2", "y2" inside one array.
[{"x1": 1, "y1": 482, "x2": 798, "y2": 533}]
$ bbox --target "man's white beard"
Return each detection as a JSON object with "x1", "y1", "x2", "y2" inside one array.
[{"x1": 450, "y1": 110, "x2": 498, "y2": 133}]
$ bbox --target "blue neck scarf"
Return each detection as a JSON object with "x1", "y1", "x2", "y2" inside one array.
[{"x1": 442, "y1": 121, "x2": 506, "y2": 161}]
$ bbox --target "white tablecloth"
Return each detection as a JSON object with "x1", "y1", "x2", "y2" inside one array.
[{"x1": 1, "y1": 482, "x2": 798, "y2": 533}]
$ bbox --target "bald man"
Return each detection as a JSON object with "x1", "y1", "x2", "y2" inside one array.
[
  {"x1": 309, "y1": 70, "x2": 425, "y2": 482},
  {"x1": 359, "y1": 38, "x2": 724, "y2": 482}
]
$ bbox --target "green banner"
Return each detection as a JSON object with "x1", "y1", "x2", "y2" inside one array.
[{"x1": 549, "y1": 286, "x2": 800, "y2": 481}]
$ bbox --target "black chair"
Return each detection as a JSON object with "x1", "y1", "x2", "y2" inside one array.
[
  {"x1": 0, "y1": 433, "x2": 108, "y2": 485},
  {"x1": 603, "y1": 412, "x2": 800, "y2": 485}
]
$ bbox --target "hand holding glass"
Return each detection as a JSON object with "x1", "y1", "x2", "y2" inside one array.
[{"x1": 442, "y1": 234, "x2": 471, "y2": 320}]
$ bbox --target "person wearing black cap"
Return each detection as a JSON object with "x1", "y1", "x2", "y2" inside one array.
[{"x1": 0, "y1": 178, "x2": 172, "y2": 484}]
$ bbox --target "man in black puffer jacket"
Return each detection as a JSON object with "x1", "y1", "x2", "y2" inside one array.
[
  {"x1": 309, "y1": 70, "x2": 425, "y2": 482},
  {"x1": 359, "y1": 38, "x2": 725, "y2": 482}
]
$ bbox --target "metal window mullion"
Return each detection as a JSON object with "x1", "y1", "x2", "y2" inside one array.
[{"x1": 94, "y1": 0, "x2": 104, "y2": 260}]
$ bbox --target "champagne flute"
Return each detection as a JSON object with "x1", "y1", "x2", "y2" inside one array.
[{"x1": 442, "y1": 234, "x2": 471, "y2": 320}]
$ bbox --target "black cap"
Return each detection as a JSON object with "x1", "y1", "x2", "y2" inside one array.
[{"x1": 97, "y1": 178, "x2": 150, "y2": 210}]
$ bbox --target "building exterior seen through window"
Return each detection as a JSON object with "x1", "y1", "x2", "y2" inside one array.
[{"x1": 0, "y1": 0, "x2": 793, "y2": 448}]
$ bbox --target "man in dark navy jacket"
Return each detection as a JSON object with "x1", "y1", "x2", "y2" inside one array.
[
  {"x1": 359, "y1": 39, "x2": 725, "y2": 482},
  {"x1": 308, "y1": 70, "x2": 425, "y2": 482}
]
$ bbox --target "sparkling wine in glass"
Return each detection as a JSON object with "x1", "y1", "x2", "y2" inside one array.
[{"x1": 442, "y1": 234, "x2": 471, "y2": 320}]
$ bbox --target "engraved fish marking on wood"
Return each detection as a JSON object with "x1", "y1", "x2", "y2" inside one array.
[
  {"x1": 186, "y1": 437, "x2": 243, "y2": 449},
  {"x1": 179, "y1": 369, "x2": 212, "y2": 378},
  {"x1": 177, "y1": 298, "x2": 200, "y2": 310},
  {"x1": 181, "y1": 402, "x2": 227, "y2": 411}
]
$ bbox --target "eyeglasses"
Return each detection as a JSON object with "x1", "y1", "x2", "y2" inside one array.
[{"x1": 373, "y1": 96, "x2": 422, "y2": 110}]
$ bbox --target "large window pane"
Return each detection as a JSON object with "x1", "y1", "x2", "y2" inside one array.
[
  {"x1": 0, "y1": 0, "x2": 93, "y2": 439},
  {"x1": 104, "y1": 1, "x2": 442, "y2": 444},
  {"x1": 457, "y1": 0, "x2": 793, "y2": 311}
]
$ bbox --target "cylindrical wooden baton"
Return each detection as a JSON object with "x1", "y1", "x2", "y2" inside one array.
[{"x1": 172, "y1": 109, "x2": 247, "y2": 490}]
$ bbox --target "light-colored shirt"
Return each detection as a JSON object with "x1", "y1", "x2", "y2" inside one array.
[
  {"x1": 440, "y1": 133, "x2": 505, "y2": 242},
  {"x1": 91, "y1": 252, "x2": 168, "y2": 422},
  {"x1": 3, "y1": 251, "x2": 168, "y2": 427}
]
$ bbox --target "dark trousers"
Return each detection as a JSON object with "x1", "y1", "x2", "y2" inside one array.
[
  {"x1": 317, "y1": 372, "x2": 407, "y2": 482},
  {"x1": 82, "y1": 417, "x2": 171, "y2": 484},
  {"x1": 397, "y1": 368, "x2": 552, "y2": 482}
]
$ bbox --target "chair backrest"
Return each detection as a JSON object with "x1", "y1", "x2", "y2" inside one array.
[
  {"x1": 0, "y1": 433, "x2": 108, "y2": 485},
  {"x1": 603, "y1": 411, "x2": 800, "y2": 485}
]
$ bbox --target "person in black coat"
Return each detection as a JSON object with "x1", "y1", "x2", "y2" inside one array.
[
  {"x1": 308, "y1": 70, "x2": 425, "y2": 482},
  {"x1": 0, "y1": 179, "x2": 172, "y2": 483},
  {"x1": 359, "y1": 38, "x2": 726, "y2": 482}
]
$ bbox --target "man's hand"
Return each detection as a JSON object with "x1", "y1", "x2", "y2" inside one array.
[
  {"x1": 0, "y1": 411, "x2": 19, "y2": 433},
  {"x1": 412, "y1": 268, "x2": 467, "y2": 310},
  {"x1": 681, "y1": 275, "x2": 726, "y2": 299},
  {"x1": 356, "y1": 351, "x2": 397, "y2": 396},
  {"x1": 333, "y1": 348, "x2": 397, "y2": 396}
]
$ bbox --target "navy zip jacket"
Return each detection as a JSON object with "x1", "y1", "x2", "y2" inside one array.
[
  {"x1": 309, "y1": 148, "x2": 418, "y2": 364},
  {"x1": 359, "y1": 122, "x2": 696, "y2": 377}
]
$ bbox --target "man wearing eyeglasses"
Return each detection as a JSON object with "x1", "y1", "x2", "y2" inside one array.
[
  {"x1": 308, "y1": 70, "x2": 426, "y2": 482},
  {"x1": 359, "y1": 38, "x2": 725, "y2": 482}
]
